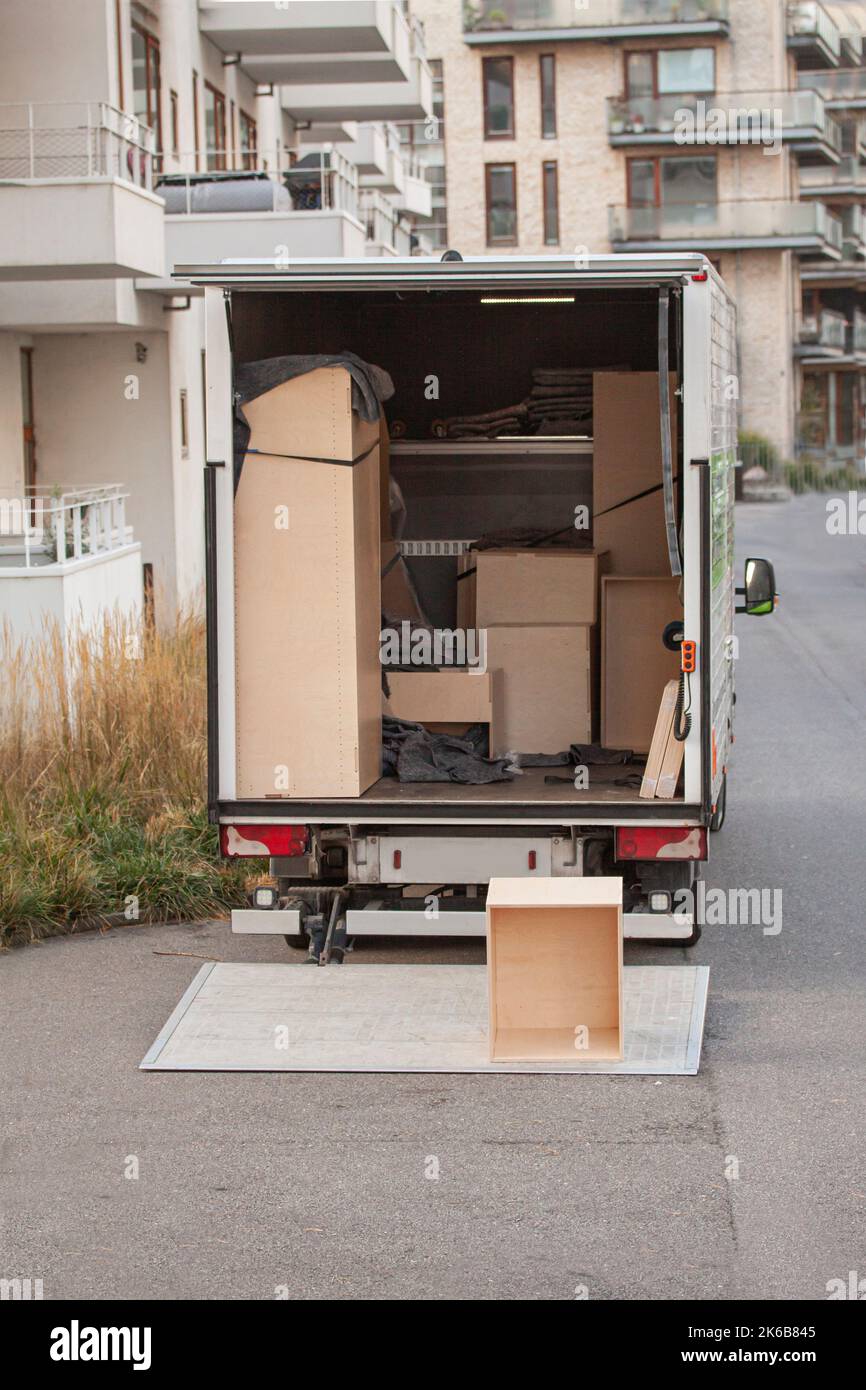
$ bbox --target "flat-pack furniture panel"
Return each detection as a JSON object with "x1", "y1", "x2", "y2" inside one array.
[
  {"x1": 385, "y1": 670, "x2": 494, "y2": 744},
  {"x1": 486, "y1": 877, "x2": 623, "y2": 1062},
  {"x1": 235, "y1": 368, "x2": 381, "y2": 799},
  {"x1": 601, "y1": 576, "x2": 681, "y2": 754},
  {"x1": 458, "y1": 548, "x2": 603, "y2": 627},
  {"x1": 592, "y1": 373, "x2": 677, "y2": 577},
  {"x1": 485, "y1": 624, "x2": 592, "y2": 755}
]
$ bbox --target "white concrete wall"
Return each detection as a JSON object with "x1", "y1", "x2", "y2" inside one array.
[
  {"x1": 0, "y1": 332, "x2": 28, "y2": 497},
  {"x1": 0, "y1": 0, "x2": 116, "y2": 104},
  {"x1": 30, "y1": 332, "x2": 180, "y2": 612}
]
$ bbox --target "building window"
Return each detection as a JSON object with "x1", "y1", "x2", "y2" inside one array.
[
  {"x1": 540, "y1": 55, "x2": 556, "y2": 138},
  {"x1": 203, "y1": 81, "x2": 227, "y2": 170},
  {"x1": 483, "y1": 56, "x2": 515, "y2": 138},
  {"x1": 131, "y1": 22, "x2": 162, "y2": 157},
  {"x1": 192, "y1": 70, "x2": 200, "y2": 170},
  {"x1": 179, "y1": 389, "x2": 189, "y2": 457},
  {"x1": 169, "y1": 90, "x2": 179, "y2": 157},
  {"x1": 627, "y1": 154, "x2": 717, "y2": 230},
  {"x1": 485, "y1": 163, "x2": 517, "y2": 245},
  {"x1": 239, "y1": 110, "x2": 257, "y2": 170},
  {"x1": 20, "y1": 347, "x2": 36, "y2": 492},
  {"x1": 542, "y1": 161, "x2": 559, "y2": 245},
  {"x1": 625, "y1": 47, "x2": 715, "y2": 99}
]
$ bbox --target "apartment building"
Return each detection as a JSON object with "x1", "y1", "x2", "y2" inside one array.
[
  {"x1": 416, "y1": 0, "x2": 866, "y2": 468},
  {"x1": 0, "y1": 0, "x2": 435, "y2": 631}
]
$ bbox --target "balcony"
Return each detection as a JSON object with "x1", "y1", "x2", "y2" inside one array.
[
  {"x1": 840, "y1": 201, "x2": 866, "y2": 253},
  {"x1": 787, "y1": 2, "x2": 842, "y2": 68},
  {"x1": 333, "y1": 121, "x2": 432, "y2": 215},
  {"x1": 853, "y1": 307, "x2": 866, "y2": 353},
  {"x1": 606, "y1": 90, "x2": 842, "y2": 162},
  {"x1": 795, "y1": 306, "x2": 847, "y2": 355},
  {"x1": 799, "y1": 154, "x2": 866, "y2": 199},
  {"x1": 280, "y1": 17, "x2": 433, "y2": 121},
  {"x1": 609, "y1": 198, "x2": 843, "y2": 254},
  {"x1": 227, "y1": 2, "x2": 414, "y2": 86},
  {"x1": 159, "y1": 151, "x2": 366, "y2": 271},
  {"x1": 797, "y1": 68, "x2": 866, "y2": 109},
  {"x1": 463, "y1": 0, "x2": 730, "y2": 42},
  {"x1": 0, "y1": 486, "x2": 142, "y2": 647},
  {"x1": 0, "y1": 102, "x2": 164, "y2": 280},
  {"x1": 198, "y1": 1, "x2": 405, "y2": 62}
]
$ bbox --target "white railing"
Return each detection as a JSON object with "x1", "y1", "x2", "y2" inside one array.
[
  {"x1": 0, "y1": 102, "x2": 155, "y2": 188},
  {"x1": 787, "y1": 2, "x2": 842, "y2": 60},
  {"x1": 359, "y1": 187, "x2": 413, "y2": 254},
  {"x1": 157, "y1": 148, "x2": 358, "y2": 217},
  {"x1": 0, "y1": 486, "x2": 131, "y2": 570}
]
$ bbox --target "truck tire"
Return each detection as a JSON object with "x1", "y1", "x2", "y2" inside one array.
[{"x1": 710, "y1": 773, "x2": 727, "y2": 832}]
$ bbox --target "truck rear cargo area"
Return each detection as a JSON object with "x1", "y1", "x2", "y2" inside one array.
[{"x1": 221, "y1": 275, "x2": 694, "y2": 819}]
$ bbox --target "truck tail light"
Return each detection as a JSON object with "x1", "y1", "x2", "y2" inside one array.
[
  {"x1": 220, "y1": 824, "x2": 309, "y2": 858},
  {"x1": 616, "y1": 827, "x2": 707, "y2": 861}
]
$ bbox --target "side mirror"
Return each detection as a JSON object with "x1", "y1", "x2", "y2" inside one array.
[{"x1": 736, "y1": 557, "x2": 776, "y2": 616}]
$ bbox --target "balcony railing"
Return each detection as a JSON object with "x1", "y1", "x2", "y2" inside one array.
[
  {"x1": 0, "y1": 102, "x2": 155, "y2": 189},
  {"x1": 853, "y1": 308, "x2": 866, "y2": 351},
  {"x1": 610, "y1": 198, "x2": 844, "y2": 252},
  {"x1": 156, "y1": 149, "x2": 358, "y2": 217},
  {"x1": 799, "y1": 154, "x2": 866, "y2": 193},
  {"x1": 606, "y1": 89, "x2": 841, "y2": 154},
  {"x1": 841, "y1": 202, "x2": 866, "y2": 251},
  {"x1": 797, "y1": 68, "x2": 866, "y2": 106},
  {"x1": 797, "y1": 307, "x2": 847, "y2": 348},
  {"x1": 463, "y1": 0, "x2": 730, "y2": 34},
  {"x1": 359, "y1": 187, "x2": 413, "y2": 254},
  {"x1": 0, "y1": 486, "x2": 131, "y2": 570},
  {"x1": 787, "y1": 2, "x2": 842, "y2": 63}
]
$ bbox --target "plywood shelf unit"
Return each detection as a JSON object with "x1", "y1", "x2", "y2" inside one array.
[{"x1": 486, "y1": 877, "x2": 623, "y2": 1063}]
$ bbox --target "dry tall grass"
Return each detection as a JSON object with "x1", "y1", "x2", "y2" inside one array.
[{"x1": 0, "y1": 610, "x2": 247, "y2": 943}]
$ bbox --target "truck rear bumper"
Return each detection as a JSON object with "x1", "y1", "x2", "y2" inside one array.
[{"x1": 231, "y1": 907, "x2": 694, "y2": 942}]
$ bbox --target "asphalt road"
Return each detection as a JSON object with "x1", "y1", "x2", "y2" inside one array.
[{"x1": 1, "y1": 494, "x2": 864, "y2": 1302}]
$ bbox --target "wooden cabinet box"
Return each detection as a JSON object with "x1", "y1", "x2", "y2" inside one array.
[
  {"x1": 486, "y1": 878, "x2": 623, "y2": 1062},
  {"x1": 234, "y1": 368, "x2": 382, "y2": 799},
  {"x1": 458, "y1": 548, "x2": 603, "y2": 628},
  {"x1": 601, "y1": 575, "x2": 682, "y2": 754},
  {"x1": 485, "y1": 624, "x2": 592, "y2": 755}
]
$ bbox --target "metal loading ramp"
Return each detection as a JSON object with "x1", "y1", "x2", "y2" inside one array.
[{"x1": 141, "y1": 963, "x2": 710, "y2": 1075}]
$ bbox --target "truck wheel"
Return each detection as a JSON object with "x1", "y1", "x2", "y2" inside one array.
[
  {"x1": 710, "y1": 774, "x2": 727, "y2": 832},
  {"x1": 282, "y1": 899, "x2": 312, "y2": 952}
]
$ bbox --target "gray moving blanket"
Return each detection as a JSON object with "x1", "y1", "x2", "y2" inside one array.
[
  {"x1": 233, "y1": 352, "x2": 394, "y2": 489},
  {"x1": 383, "y1": 717, "x2": 516, "y2": 785}
]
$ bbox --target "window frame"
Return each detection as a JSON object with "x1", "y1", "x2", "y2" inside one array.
[
  {"x1": 485, "y1": 161, "x2": 518, "y2": 246},
  {"x1": 483, "y1": 55, "x2": 516, "y2": 140},
  {"x1": 623, "y1": 46, "x2": 716, "y2": 99},
  {"x1": 131, "y1": 21, "x2": 162, "y2": 156},
  {"x1": 203, "y1": 80, "x2": 227, "y2": 171},
  {"x1": 539, "y1": 53, "x2": 557, "y2": 139},
  {"x1": 239, "y1": 109, "x2": 257, "y2": 170},
  {"x1": 542, "y1": 160, "x2": 559, "y2": 245},
  {"x1": 626, "y1": 152, "x2": 717, "y2": 208}
]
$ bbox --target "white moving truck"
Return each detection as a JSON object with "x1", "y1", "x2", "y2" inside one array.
[{"x1": 184, "y1": 253, "x2": 775, "y2": 952}]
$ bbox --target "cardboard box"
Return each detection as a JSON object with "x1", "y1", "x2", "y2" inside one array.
[
  {"x1": 457, "y1": 548, "x2": 602, "y2": 628},
  {"x1": 486, "y1": 876, "x2": 623, "y2": 1062},
  {"x1": 592, "y1": 373, "x2": 678, "y2": 576},
  {"x1": 385, "y1": 670, "x2": 495, "y2": 744},
  {"x1": 601, "y1": 576, "x2": 682, "y2": 753},
  {"x1": 234, "y1": 367, "x2": 382, "y2": 799},
  {"x1": 486, "y1": 625, "x2": 592, "y2": 755}
]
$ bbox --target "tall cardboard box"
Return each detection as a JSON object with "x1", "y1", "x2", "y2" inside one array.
[
  {"x1": 487, "y1": 877, "x2": 623, "y2": 1062},
  {"x1": 458, "y1": 548, "x2": 602, "y2": 628},
  {"x1": 601, "y1": 575, "x2": 682, "y2": 753},
  {"x1": 486, "y1": 625, "x2": 592, "y2": 755},
  {"x1": 592, "y1": 373, "x2": 678, "y2": 576},
  {"x1": 235, "y1": 367, "x2": 381, "y2": 798}
]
